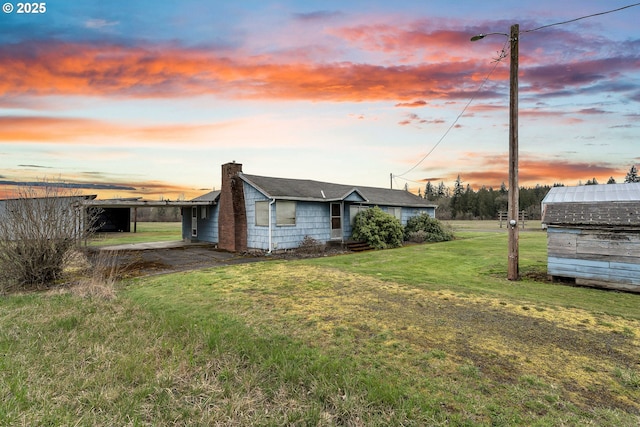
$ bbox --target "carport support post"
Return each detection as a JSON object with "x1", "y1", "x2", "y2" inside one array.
[{"x1": 133, "y1": 207, "x2": 137, "y2": 233}]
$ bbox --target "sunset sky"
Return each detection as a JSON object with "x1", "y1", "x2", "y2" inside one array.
[{"x1": 1, "y1": 1, "x2": 639, "y2": 200}]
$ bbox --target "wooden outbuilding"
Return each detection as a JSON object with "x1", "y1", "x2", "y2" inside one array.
[{"x1": 541, "y1": 183, "x2": 640, "y2": 292}]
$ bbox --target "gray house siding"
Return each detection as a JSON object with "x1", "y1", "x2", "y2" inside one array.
[
  {"x1": 245, "y1": 182, "x2": 334, "y2": 251},
  {"x1": 182, "y1": 205, "x2": 218, "y2": 243},
  {"x1": 269, "y1": 201, "x2": 331, "y2": 250},
  {"x1": 400, "y1": 206, "x2": 434, "y2": 224},
  {"x1": 243, "y1": 196, "x2": 436, "y2": 251},
  {"x1": 244, "y1": 183, "x2": 270, "y2": 249}
]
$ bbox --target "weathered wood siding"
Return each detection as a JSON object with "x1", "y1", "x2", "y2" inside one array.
[{"x1": 547, "y1": 227, "x2": 640, "y2": 292}]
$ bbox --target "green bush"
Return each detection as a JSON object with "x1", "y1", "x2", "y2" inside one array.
[
  {"x1": 404, "y1": 214, "x2": 454, "y2": 243},
  {"x1": 352, "y1": 207, "x2": 403, "y2": 249}
]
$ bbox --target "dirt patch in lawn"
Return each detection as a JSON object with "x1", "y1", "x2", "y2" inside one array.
[{"x1": 220, "y1": 265, "x2": 640, "y2": 415}]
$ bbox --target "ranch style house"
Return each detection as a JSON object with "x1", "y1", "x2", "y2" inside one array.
[{"x1": 182, "y1": 162, "x2": 437, "y2": 252}]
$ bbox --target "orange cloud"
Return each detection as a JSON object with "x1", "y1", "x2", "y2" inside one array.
[
  {"x1": 395, "y1": 100, "x2": 428, "y2": 108},
  {"x1": 0, "y1": 115, "x2": 237, "y2": 144},
  {"x1": 412, "y1": 152, "x2": 623, "y2": 189},
  {"x1": 0, "y1": 41, "x2": 480, "y2": 102}
]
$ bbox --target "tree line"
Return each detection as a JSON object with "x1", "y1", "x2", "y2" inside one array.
[{"x1": 416, "y1": 164, "x2": 639, "y2": 221}]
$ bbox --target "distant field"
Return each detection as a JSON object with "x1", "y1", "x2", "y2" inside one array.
[
  {"x1": 90, "y1": 220, "x2": 543, "y2": 247},
  {"x1": 91, "y1": 222, "x2": 182, "y2": 246},
  {"x1": 443, "y1": 219, "x2": 543, "y2": 232}
]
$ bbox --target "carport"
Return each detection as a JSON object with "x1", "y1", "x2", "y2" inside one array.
[{"x1": 82, "y1": 198, "x2": 214, "y2": 234}]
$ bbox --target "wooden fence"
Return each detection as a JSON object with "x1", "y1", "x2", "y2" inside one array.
[{"x1": 498, "y1": 210, "x2": 527, "y2": 228}]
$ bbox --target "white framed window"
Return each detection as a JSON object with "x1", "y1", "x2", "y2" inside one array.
[
  {"x1": 276, "y1": 201, "x2": 296, "y2": 226},
  {"x1": 201, "y1": 206, "x2": 207, "y2": 219},
  {"x1": 255, "y1": 201, "x2": 269, "y2": 226}
]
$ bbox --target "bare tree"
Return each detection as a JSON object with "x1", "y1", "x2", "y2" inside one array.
[{"x1": 0, "y1": 183, "x2": 99, "y2": 293}]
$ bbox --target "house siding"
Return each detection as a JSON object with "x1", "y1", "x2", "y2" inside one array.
[
  {"x1": 400, "y1": 206, "x2": 435, "y2": 224},
  {"x1": 182, "y1": 206, "x2": 218, "y2": 243},
  {"x1": 271, "y1": 201, "x2": 330, "y2": 250},
  {"x1": 244, "y1": 182, "x2": 333, "y2": 250},
  {"x1": 244, "y1": 183, "x2": 270, "y2": 250}
]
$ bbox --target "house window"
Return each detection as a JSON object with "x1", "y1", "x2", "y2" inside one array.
[
  {"x1": 276, "y1": 201, "x2": 296, "y2": 226},
  {"x1": 255, "y1": 201, "x2": 269, "y2": 226},
  {"x1": 387, "y1": 207, "x2": 402, "y2": 220},
  {"x1": 350, "y1": 205, "x2": 369, "y2": 225},
  {"x1": 201, "y1": 206, "x2": 207, "y2": 219},
  {"x1": 255, "y1": 200, "x2": 297, "y2": 226}
]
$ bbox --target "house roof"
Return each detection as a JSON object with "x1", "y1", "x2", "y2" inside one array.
[
  {"x1": 240, "y1": 173, "x2": 437, "y2": 208},
  {"x1": 542, "y1": 183, "x2": 640, "y2": 204}
]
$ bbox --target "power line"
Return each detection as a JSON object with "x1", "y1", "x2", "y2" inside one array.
[
  {"x1": 393, "y1": 2, "x2": 640, "y2": 183},
  {"x1": 394, "y1": 38, "x2": 509, "y2": 179},
  {"x1": 521, "y1": 2, "x2": 640, "y2": 34}
]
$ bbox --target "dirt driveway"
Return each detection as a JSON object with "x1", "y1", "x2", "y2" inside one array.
[{"x1": 92, "y1": 241, "x2": 267, "y2": 277}]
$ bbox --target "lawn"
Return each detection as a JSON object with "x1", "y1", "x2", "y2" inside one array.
[
  {"x1": 90, "y1": 222, "x2": 182, "y2": 246},
  {"x1": 1, "y1": 224, "x2": 639, "y2": 426}
]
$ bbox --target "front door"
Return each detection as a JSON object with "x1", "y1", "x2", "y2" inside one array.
[
  {"x1": 191, "y1": 206, "x2": 198, "y2": 237},
  {"x1": 330, "y1": 203, "x2": 342, "y2": 239}
]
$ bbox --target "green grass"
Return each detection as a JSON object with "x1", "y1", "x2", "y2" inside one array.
[
  {"x1": 91, "y1": 222, "x2": 182, "y2": 246},
  {"x1": 1, "y1": 226, "x2": 639, "y2": 426},
  {"x1": 304, "y1": 231, "x2": 638, "y2": 319}
]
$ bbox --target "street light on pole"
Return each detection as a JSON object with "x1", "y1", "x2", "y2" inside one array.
[{"x1": 472, "y1": 24, "x2": 520, "y2": 281}]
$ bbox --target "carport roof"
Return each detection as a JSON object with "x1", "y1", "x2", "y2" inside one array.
[{"x1": 85, "y1": 196, "x2": 214, "y2": 208}]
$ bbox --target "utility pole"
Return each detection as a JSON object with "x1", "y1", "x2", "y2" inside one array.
[
  {"x1": 507, "y1": 24, "x2": 519, "y2": 280},
  {"x1": 471, "y1": 24, "x2": 520, "y2": 280}
]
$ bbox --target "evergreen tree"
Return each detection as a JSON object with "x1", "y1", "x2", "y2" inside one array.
[
  {"x1": 607, "y1": 176, "x2": 616, "y2": 184},
  {"x1": 451, "y1": 175, "x2": 464, "y2": 218},
  {"x1": 624, "y1": 165, "x2": 639, "y2": 183},
  {"x1": 424, "y1": 181, "x2": 436, "y2": 200},
  {"x1": 585, "y1": 178, "x2": 598, "y2": 185}
]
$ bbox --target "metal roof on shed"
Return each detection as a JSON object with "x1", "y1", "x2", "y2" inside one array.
[{"x1": 542, "y1": 183, "x2": 640, "y2": 204}]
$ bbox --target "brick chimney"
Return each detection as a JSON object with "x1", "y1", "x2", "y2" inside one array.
[{"x1": 218, "y1": 162, "x2": 247, "y2": 252}]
